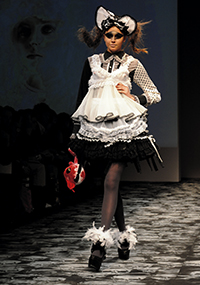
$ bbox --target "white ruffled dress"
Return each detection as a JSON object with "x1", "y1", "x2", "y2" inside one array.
[{"x1": 71, "y1": 54, "x2": 163, "y2": 171}]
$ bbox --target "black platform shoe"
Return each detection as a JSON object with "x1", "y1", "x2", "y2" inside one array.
[
  {"x1": 88, "y1": 241, "x2": 106, "y2": 271},
  {"x1": 118, "y1": 239, "x2": 130, "y2": 260}
]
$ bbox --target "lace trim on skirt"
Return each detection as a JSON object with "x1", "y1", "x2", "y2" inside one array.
[
  {"x1": 77, "y1": 115, "x2": 148, "y2": 147},
  {"x1": 69, "y1": 135, "x2": 163, "y2": 173}
]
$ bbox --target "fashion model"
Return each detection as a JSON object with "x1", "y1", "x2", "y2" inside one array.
[{"x1": 70, "y1": 6, "x2": 163, "y2": 271}]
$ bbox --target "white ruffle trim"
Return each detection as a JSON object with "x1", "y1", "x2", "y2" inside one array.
[
  {"x1": 76, "y1": 115, "x2": 148, "y2": 147},
  {"x1": 113, "y1": 226, "x2": 137, "y2": 250},
  {"x1": 83, "y1": 222, "x2": 114, "y2": 248}
]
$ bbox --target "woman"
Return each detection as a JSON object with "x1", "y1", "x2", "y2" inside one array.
[{"x1": 70, "y1": 6, "x2": 162, "y2": 271}]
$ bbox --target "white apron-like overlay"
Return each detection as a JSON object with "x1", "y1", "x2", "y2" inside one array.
[{"x1": 72, "y1": 54, "x2": 148, "y2": 146}]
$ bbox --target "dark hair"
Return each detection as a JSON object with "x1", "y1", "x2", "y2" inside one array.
[
  {"x1": 77, "y1": 26, "x2": 103, "y2": 49},
  {"x1": 77, "y1": 21, "x2": 150, "y2": 54},
  {"x1": 126, "y1": 21, "x2": 150, "y2": 54}
]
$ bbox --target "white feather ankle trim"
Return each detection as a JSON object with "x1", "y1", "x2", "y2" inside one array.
[
  {"x1": 113, "y1": 226, "x2": 137, "y2": 250},
  {"x1": 83, "y1": 222, "x2": 114, "y2": 248}
]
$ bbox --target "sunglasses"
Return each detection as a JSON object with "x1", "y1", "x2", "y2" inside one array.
[{"x1": 105, "y1": 32, "x2": 124, "y2": 40}]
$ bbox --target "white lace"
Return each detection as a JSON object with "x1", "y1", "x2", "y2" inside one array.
[
  {"x1": 72, "y1": 54, "x2": 161, "y2": 147},
  {"x1": 133, "y1": 61, "x2": 161, "y2": 106},
  {"x1": 77, "y1": 115, "x2": 148, "y2": 147},
  {"x1": 88, "y1": 54, "x2": 134, "y2": 91}
]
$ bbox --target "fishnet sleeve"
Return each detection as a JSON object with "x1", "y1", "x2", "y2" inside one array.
[{"x1": 133, "y1": 60, "x2": 161, "y2": 106}]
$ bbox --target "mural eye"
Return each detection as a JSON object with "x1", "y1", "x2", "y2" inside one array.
[
  {"x1": 41, "y1": 24, "x2": 55, "y2": 35},
  {"x1": 67, "y1": 168, "x2": 71, "y2": 173},
  {"x1": 17, "y1": 23, "x2": 32, "y2": 40}
]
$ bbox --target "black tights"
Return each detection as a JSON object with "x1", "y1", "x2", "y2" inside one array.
[
  {"x1": 101, "y1": 162, "x2": 126, "y2": 231},
  {"x1": 92, "y1": 162, "x2": 126, "y2": 258}
]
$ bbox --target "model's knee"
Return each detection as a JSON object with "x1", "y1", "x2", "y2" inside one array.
[
  {"x1": 104, "y1": 176, "x2": 118, "y2": 192},
  {"x1": 104, "y1": 163, "x2": 124, "y2": 192}
]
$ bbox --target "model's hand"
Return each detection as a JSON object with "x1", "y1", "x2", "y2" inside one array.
[{"x1": 115, "y1": 83, "x2": 135, "y2": 100}]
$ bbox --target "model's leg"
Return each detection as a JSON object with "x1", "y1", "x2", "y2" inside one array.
[
  {"x1": 114, "y1": 192, "x2": 126, "y2": 232},
  {"x1": 92, "y1": 162, "x2": 125, "y2": 258},
  {"x1": 85, "y1": 162, "x2": 136, "y2": 269},
  {"x1": 101, "y1": 162, "x2": 125, "y2": 230}
]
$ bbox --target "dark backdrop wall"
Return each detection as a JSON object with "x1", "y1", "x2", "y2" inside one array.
[
  {"x1": 0, "y1": 0, "x2": 179, "y2": 180},
  {"x1": 179, "y1": 2, "x2": 200, "y2": 178}
]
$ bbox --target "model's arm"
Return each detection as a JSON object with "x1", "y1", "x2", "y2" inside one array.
[
  {"x1": 75, "y1": 59, "x2": 92, "y2": 109},
  {"x1": 71, "y1": 59, "x2": 92, "y2": 137},
  {"x1": 131, "y1": 60, "x2": 161, "y2": 106}
]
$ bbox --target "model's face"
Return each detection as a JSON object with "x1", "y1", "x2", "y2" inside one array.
[{"x1": 103, "y1": 26, "x2": 125, "y2": 54}]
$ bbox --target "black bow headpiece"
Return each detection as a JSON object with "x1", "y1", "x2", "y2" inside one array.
[{"x1": 95, "y1": 6, "x2": 137, "y2": 36}]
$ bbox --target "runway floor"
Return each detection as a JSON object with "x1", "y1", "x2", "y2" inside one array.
[{"x1": 1, "y1": 180, "x2": 200, "y2": 284}]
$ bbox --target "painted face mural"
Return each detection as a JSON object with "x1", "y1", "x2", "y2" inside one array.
[
  {"x1": 0, "y1": 0, "x2": 75, "y2": 113},
  {"x1": 12, "y1": 16, "x2": 60, "y2": 92}
]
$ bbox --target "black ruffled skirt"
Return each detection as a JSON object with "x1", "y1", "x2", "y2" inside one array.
[{"x1": 69, "y1": 133, "x2": 163, "y2": 173}]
